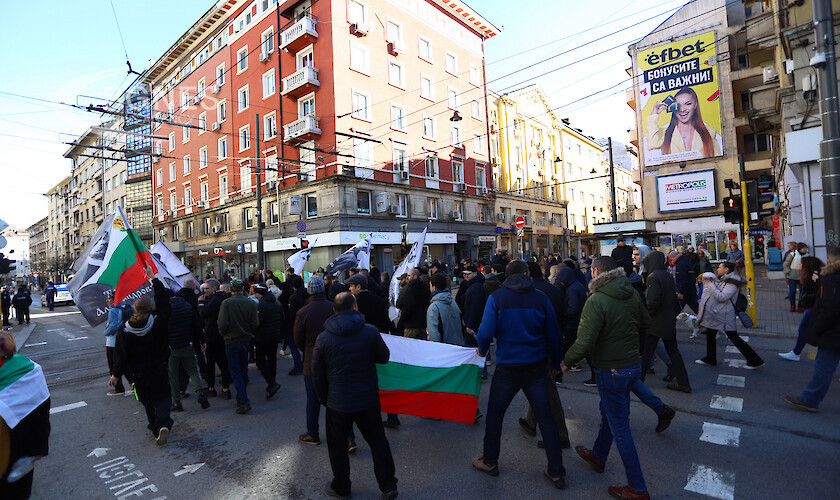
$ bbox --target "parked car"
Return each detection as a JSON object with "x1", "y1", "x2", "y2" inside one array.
[{"x1": 41, "y1": 283, "x2": 74, "y2": 307}]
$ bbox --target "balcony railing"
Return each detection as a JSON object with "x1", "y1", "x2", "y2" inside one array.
[
  {"x1": 280, "y1": 15, "x2": 318, "y2": 52},
  {"x1": 282, "y1": 66, "x2": 320, "y2": 96},
  {"x1": 284, "y1": 115, "x2": 321, "y2": 141}
]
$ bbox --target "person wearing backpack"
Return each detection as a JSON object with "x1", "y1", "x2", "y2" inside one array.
[
  {"x1": 695, "y1": 263, "x2": 764, "y2": 369},
  {"x1": 783, "y1": 242, "x2": 808, "y2": 312}
]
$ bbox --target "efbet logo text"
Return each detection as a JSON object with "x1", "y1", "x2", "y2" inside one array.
[
  {"x1": 665, "y1": 180, "x2": 707, "y2": 192},
  {"x1": 645, "y1": 40, "x2": 709, "y2": 66}
]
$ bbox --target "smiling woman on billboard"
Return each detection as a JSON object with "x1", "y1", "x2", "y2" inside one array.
[{"x1": 647, "y1": 87, "x2": 722, "y2": 159}]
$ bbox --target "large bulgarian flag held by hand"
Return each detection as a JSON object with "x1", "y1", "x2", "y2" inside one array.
[{"x1": 377, "y1": 335, "x2": 482, "y2": 424}]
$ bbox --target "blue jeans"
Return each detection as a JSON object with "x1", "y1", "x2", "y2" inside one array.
[
  {"x1": 799, "y1": 348, "x2": 840, "y2": 408},
  {"x1": 794, "y1": 309, "x2": 813, "y2": 355},
  {"x1": 631, "y1": 379, "x2": 665, "y2": 414},
  {"x1": 288, "y1": 335, "x2": 303, "y2": 372},
  {"x1": 788, "y1": 279, "x2": 800, "y2": 308},
  {"x1": 225, "y1": 341, "x2": 250, "y2": 406},
  {"x1": 483, "y1": 362, "x2": 565, "y2": 478},
  {"x1": 592, "y1": 363, "x2": 647, "y2": 493},
  {"x1": 304, "y1": 375, "x2": 321, "y2": 439}
]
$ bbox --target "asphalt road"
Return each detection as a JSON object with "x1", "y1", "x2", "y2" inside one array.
[{"x1": 16, "y1": 297, "x2": 840, "y2": 499}]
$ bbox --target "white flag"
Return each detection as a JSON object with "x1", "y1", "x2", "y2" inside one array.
[
  {"x1": 325, "y1": 235, "x2": 372, "y2": 276},
  {"x1": 287, "y1": 246, "x2": 313, "y2": 276},
  {"x1": 151, "y1": 240, "x2": 198, "y2": 288},
  {"x1": 388, "y1": 225, "x2": 428, "y2": 321}
]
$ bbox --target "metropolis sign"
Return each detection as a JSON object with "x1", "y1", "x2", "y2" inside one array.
[{"x1": 656, "y1": 169, "x2": 716, "y2": 213}]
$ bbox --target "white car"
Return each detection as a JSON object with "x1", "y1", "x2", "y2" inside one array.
[{"x1": 42, "y1": 284, "x2": 74, "y2": 307}]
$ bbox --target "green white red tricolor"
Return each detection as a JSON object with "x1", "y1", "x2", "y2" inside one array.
[
  {"x1": 377, "y1": 334, "x2": 482, "y2": 424},
  {"x1": 0, "y1": 354, "x2": 50, "y2": 429}
]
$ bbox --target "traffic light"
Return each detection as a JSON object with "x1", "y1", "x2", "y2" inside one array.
[
  {"x1": 746, "y1": 179, "x2": 775, "y2": 220},
  {"x1": 723, "y1": 196, "x2": 741, "y2": 224},
  {"x1": 755, "y1": 234, "x2": 765, "y2": 259},
  {"x1": 300, "y1": 238, "x2": 310, "y2": 249}
]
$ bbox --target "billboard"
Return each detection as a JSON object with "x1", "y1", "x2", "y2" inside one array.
[
  {"x1": 637, "y1": 31, "x2": 723, "y2": 167},
  {"x1": 656, "y1": 169, "x2": 716, "y2": 213}
]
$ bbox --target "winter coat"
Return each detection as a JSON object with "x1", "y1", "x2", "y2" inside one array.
[
  {"x1": 476, "y1": 273, "x2": 563, "y2": 370},
  {"x1": 312, "y1": 310, "x2": 390, "y2": 412},
  {"x1": 114, "y1": 279, "x2": 171, "y2": 402},
  {"x1": 672, "y1": 254, "x2": 696, "y2": 296},
  {"x1": 643, "y1": 250, "x2": 678, "y2": 340},
  {"x1": 532, "y1": 276, "x2": 565, "y2": 332},
  {"x1": 799, "y1": 279, "x2": 819, "y2": 309},
  {"x1": 427, "y1": 290, "x2": 463, "y2": 345},
  {"x1": 696, "y1": 257, "x2": 714, "y2": 276},
  {"x1": 201, "y1": 291, "x2": 227, "y2": 343},
  {"x1": 294, "y1": 294, "x2": 335, "y2": 376},
  {"x1": 355, "y1": 290, "x2": 390, "y2": 333},
  {"x1": 217, "y1": 293, "x2": 258, "y2": 344},
  {"x1": 287, "y1": 288, "x2": 310, "y2": 328},
  {"x1": 697, "y1": 272, "x2": 741, "y2": 332},
  {"x1": 628, "y1": 272, "x2": 646, "y2": 302},
  {"x1": 483, "y1": 273, "x2": 503, "y2": 297},
  {"x1": 728, "y1": 248, "x2": 745, "y2": 264},
  {"x1": 805, "y1": 261, "x2": 840, "y2": 351},
  {"x1": 611, "y1": 244, "x2": 633, "y2": 262},
  {"x1": 167, "y1": 296, "x2": 203, "y2": 349},
  {"x1": 255, "y1": 292, "x2": 285, "y2": 343},
  {"x1": 0, "y1": 291, "x2": 10, "y2": 309},
  {"x1": 564, "y1": 268, "x2": 651, "y2": 370},
  {"x1": 557, "y1": 267, "x2": 586, "y2": 332},
  {"x1": 12, "y1": 290, "x2": 31, "y2": 309},
  {"x1": 176, "y1": 287, "x2": 200, "y2": 315},
  {"x1": 396, "y1": 279, "x2": 430, "y2": 329},
  {"x1": 462, "y1": 273, "x2": 487, "y2": 332},
  {"x1": 783, "y1": 251, "x2": 803, "y2": 281},
  {"x1": 44, "y1": 284, "x2": 57, "y2": 299}
]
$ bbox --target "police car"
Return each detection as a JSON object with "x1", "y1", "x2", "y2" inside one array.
[{"x1": 41, "y1": 283, "x2": 74, "y2": 307}]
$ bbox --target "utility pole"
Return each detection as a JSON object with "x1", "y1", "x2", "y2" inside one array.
[
  {"x1": 608, "y1": 137, "x2": 617, "y2": 222},
  {"x1": 255, "y1": 114, "x2": 265, "y2": 271},
  {"x1": 813, "y1": 0, "x2": 840, "y2": 248},
  {"x1": 740, "y1": 154, "x2": 757, "y2": 327}
]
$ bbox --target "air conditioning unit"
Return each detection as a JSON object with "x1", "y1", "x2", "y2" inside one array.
[
  {"x1": 212, "y1": 122, "x2": 220, "y2": 131},
  {"x1": 450, "y1": 211, "x2": 461, "y2": 220},
  {"x1": 212, "y1": 84, "x2": 220, "y2": 94},
  {"x1": 389, "y1": 205, "x2": 401, "y2": 215},
  {"x1": 454, "y1": 182, "x2": 466, "y2": 192},
  {"x1": 159, "y1": 228, "x2": 168, "y2": 236},
  {"x1": 193, "y1": 96, "x2": 201, "y2": 105},
  {"x1": 399, "y1": 171, "x2": 410, "y2": 181},
  {"x1": 267, "y1": 180, "x2": 278, "y2": 189},
  {"x1": 153, "y1": 156, "x2": 159, "y2": 164},
  {"x1": 260, "y1": 52, "x2": 270, "y2": 63},
  {"x1": 211, "y1": 226, "x2": 222, "y2": 234},
  {"x1": 477, "y1": 187, "x2": 488, "y2": 195},
  {"x1": 194, "y1": 201, "x2": 206, "y2": 209},
  {"x1": 763, "y1": 65, "x2": 779, "y2": 84},
  {"x1": 350, "y1": 23, "x2": 368, "y2": 36},
  {"x1": 387, "y1": 41, "x2": 404, "y2": 55},
  {"x1": 496, "y1": 213, "x2": 506, "y2": 222},
  {"x1": 165, "y1": 210, "x2": 173, "y2": 217}
]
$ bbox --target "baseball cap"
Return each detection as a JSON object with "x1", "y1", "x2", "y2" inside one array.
[{"x1": 463, "y1": 265, "x2": 478, "y2": 274}]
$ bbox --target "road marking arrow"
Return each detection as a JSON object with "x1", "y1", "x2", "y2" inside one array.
[
  {"x1": 87, "y1": 448, "x2": 111, "y2": 458},
  {"x1": 174, "y1": 463, "x2": 205, "y2": 476}
]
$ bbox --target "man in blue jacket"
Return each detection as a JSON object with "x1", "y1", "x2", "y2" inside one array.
[
  {"x1": 472, "y1": 260, "x2": 567, "y2": 490},
  {"x1": 668, "y1": 251, "x2": 698, "y2": 313}
]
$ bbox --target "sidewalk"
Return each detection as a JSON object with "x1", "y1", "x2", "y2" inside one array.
[{"x1": 742, "y1": 264, "x2": 800, "y2": 338}]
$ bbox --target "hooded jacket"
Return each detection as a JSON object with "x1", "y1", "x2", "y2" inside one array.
[
  {"x1": 396, "y1": 278, "x2": 430, "y2": 329},
  {"x1": 476, "y1": 273, "x2": 563, "y2": 370},
  {"x1": 483, "y1": 273, "x2": 503, "y2": 297},
  {"x1": 312, "y1": 310, "x2": 390, "y2": 412},
  {"x1": 255, "y1": 292, "x2": 285, "y2": 343},
  {"x1": 697, "y1": 271, "x2": 741, "y2": 332},
  {"x1": 557, "y1": 267, "x2": 586, "y2": 332},
  {"x1": 564, "y1": 268, "x2": 651, "y2": 370},
  {"x1": 462, "y1": 273, "x2": 487, "y2": 332},
  {"x1": 805, "y1": 261, "x2": 840, "y2": 351},
  {"x1": 643, "y1": 251, "x2": 678, "y2": 340},
  {"x1": 672, "y1": 253, "x2": 696, "y2": 296},
  {"x1": 294, "y1": 293, "x2": 335, "y2": 376},
  {"x1": 427, "y1": 290, "x2": 464, "y2": 345}
]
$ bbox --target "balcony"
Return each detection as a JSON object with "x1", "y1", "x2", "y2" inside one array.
[
  {"x1": 282, "y1": 66, "x2": 320, "y2": 98},
  {"x1": 280, "y1": 15, "x2": 318, "y2": 53},
  {"x1": 626, "y1": 88, "x2": 636, "y2": 110},
  {"x1": 628, "y1": 128, "x2": 638, "y2": 148},
  {"x1": 284, "y1": 115, "x2": 321, "y2": 142}
]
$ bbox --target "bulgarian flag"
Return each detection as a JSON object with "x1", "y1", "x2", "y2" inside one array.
[
  {"x1": 0, "y1": 355, "x2": 50, "y2": 429},
  {"x1": 79, "y1": 206, "x2": 157, "y2": 305},
  {"x1": 377, "y1": 335, "x2": 482, "y2": 424}
]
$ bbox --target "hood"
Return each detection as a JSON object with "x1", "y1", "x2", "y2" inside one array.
[
  {"x1": 467, "y1": 272, "x2": 486, "y2": 286},
  {"x1": 636, "y1": 245, "x2": 652, "y2": 262},
  {"x1": 323, "y1": 310, "x2": 367, "y2": 337},
  {"x1": 643, "y1": 250, "x2": 667, "y2": 273},
  {"x1": 125, "y1": 314, "x2": 156, "y2": 336},
  {"x1": 259, "y1": 292, "x2": 277, "y2": 303},
  {"x1": 557, "y1": 267, "x2": 577, "y2": 286},
  {"x1": 589, "y1": 268, "x2": 634, "y2": 299},
  {"x1": 669, "y1": 253, "x2": 683, "y2": 265},
  {"x1": 821, "y1": 261, "x2": 840, "y2": 277},
  {"x1": 502, "y1": 273, "x2": 533, "y2": 293},
  {"x1": 719, "y1": 272, "x2": 742, "y2": 285},
  {"x1": 430, "y1": 290, "x2": 454, "y2": 303}
]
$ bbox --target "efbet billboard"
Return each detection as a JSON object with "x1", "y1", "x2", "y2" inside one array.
[{"x1": 637, "y1": 31, "x2": 723, "y2": 167}]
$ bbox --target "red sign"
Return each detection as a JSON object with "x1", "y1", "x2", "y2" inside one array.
[{"x1": 514, "y1": 216, "x2": 526, "y2": 229}]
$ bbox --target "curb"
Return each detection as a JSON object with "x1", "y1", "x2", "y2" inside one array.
[{"x1": 10, "y1": 322, "x2": 37, "y2": 348}]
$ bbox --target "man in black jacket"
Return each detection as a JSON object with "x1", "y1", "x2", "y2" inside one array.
[
  {"x1": 167, "y1": 294, "x2": 209, "y2": 412},
  {"x1": 253, "y1": 284, "x2": 283, "y2": 398},
  {"x1": 784, "y1": 245, "x2": 840, "y2": 412},
  {"x1": 611, "y1": 237, "x2": 634, "y2": 263},
  {"x1": 1, "y1": 286, "x2": 12, "y2": 326},
  {"x1": 396, "y1": 269, "x2": 430, "y2": 339},
  {"x1": 200, "y1": 279, "x2": 232, "y2": 399},
  {"x1": 668, "y1": 251, "x2": 698, "y2": 313},
  {"x1": 12, "y1": 286, "x2": 32, "y2": 325},
  {"x1": 312, "y1": 292, "x2": 398, "y2": 500},
  {"x1": 285, "y1": 278, "x2": 308, "y2": 375},
  {"x1": 347, "y1": 274, "x2": 389, "y2": 333}
]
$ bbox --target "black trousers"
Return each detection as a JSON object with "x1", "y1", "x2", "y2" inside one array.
[
  {"x1": 14, "y1": 306, "x2": 29, "y2": 325},
  {"x1": 640, "y1": 335, "x2": 690, "y2": 387},
  {"x1": 205, "y1": 341, "x2": 232, "y2": 389},
  {"x1": 703, "y1": 329, "x2": 763, "y2": 366},
  {"x1": 255, "y1": 341, "x2": 278, "y2": 386},
  {"x1": 326, "y1": 406, "x2": 398, "y2": 497},
  {"x1": 105, "y1": 346, "x2": 130, "y2": 392},
  {"x1": 142, "y1": 396, "x2": 173, "y2": 436},
  {"x1": 1, "y1": 306, "x2": 10, "y2": 325}
]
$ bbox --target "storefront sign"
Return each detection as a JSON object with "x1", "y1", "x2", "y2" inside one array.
[
  {"x1": 637, "y1": 31, "x2": 723, "y2": 167},
  {"x1": 496, "y1": 226, "x2": 514, "y2": 234},
  {"x1": 263, "y1": 231, "x2": 458, "y2": 251},
  {"x1": 477, "y1": 236, "x2": 496, "y2": 243},
  {"x1": 656, "y1": 169, "x2": 716, "y2": 213},
  {"x1": 375, "y1": 192, "x2": 388, "y2": 213}
]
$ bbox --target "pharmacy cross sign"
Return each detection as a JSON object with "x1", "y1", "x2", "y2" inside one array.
[{"x1": 514, "y1": 216, "x2": 526, "y2": 230}]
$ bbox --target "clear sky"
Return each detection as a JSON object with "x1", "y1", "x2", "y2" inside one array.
[{"x1": 0, "y1": 0, "x2": 689, "y2": 230}]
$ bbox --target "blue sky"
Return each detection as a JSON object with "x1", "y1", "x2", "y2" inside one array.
[{"x1": 0, "y1": 0, "x2": 688, "y2": 229}]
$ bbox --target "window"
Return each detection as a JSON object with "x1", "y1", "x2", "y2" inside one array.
[
  {"x1": 744, "y1": 133, "x2": 771, "y2": 153},
  {"x1": 183, "y1": 124, "x2": 190, "y2": 143},
  {"x1": 580, "y1": 215, "x2": 586, "y2": 226},
  {"x1": 422, "y1": 115, "x2": 436, "y2": 139},
  {"x1": 168, "y1": 132, "x2": 175, "y2": 151},
  {"x1": 184, "y1": 186, "x2": 192, "y2": 206},
  {"x1": 154, "y1": 111, "x2": 162, "y2": 130},
  {"x1": 453, "y1": 201, "x2": 464, "y2": 220},
  {"x1": 390, "y1": 104, "x2": 407, "y2": 131},
  {"x1": 240, "y1": 165, "x2": 252, "y2": 191},
  {"x1": 452, "y1": 160, "x2": 464, "y2": 183},
  {"x1": 475, "y1": 166, "x2": 486, "y2": 189},
  {"x1": 388, "y1": 61, "x2": 404, "y2": 87},
  {"x1": 201, "y1": 181, "x2": 209, "y2": 202},
  {"x1": 170, "y1": 192, "x2": 178, "y2": 212},
  {"x1": 418, "y1": 36, "x2": 432, "y2": 61},
  {"x1": 449, "y1": 124, "x2": 462, "y2": 147},
  {"x1": 222, "y1": 213, "x2": 230, "y2": 232},
  {"x1": 261, "y1": 28, "x2": 274, "y2": 54},
  {"x1": 217, "y1": 100, "x2": 227, "y2": 122},
  {"x1": 351, "y1": 90, "x2": 370, "y2": 120},
  {"x1": 299, "y1": 95, "x2": 315, "y2": 116},
  {"x1": 187, "y1": 221, "x2": 194, "y2": 238},
  {"x1": 354, "y1": 138, "x2": 373, "y2": 168},
  {"x1": 156, "y1": 169, "x2": 163, "y2": 187},
  {"x1": 478, "y1": 204, "x2": 486, "y2": 222},
  {"x1": 348, "y1": 0, "x2": 367, "y2": 25},
  {"x1": 306, "y1": 194, "x2": 318, "y2": 218},
  {"x1": 237, "y1": 46, "x2": 248, "y2": 72},
  {"x1": 269, "y1": 202, "x2": 279, "y2": 224},
  {"x1": 244, "y1": 208, "x2": 254, "y2": 229},
  {"x1": 350, "y1": 43, "x2": 370, "y2": 74},
  {"x1": 264, "y1": 113, "x2": 277, "y2": 139},
  {"x1": 357, "y1": 191, "x2": 371, "y2": 215},
  {"x1": 105, "y1": 179, "x2": 111, "y2": 192},
  {"x1": 219, "y1": 174, "x2": 228, "y2": 196},
  {"x1": 445, "y1": 52, "x2": 457, "y2": 74},
  {"x1": 183, "y1": 155, "x2": 191, "y2": 175},
  {"x1": 473, "y1": 133, "x2": 483, "y2": 153},
  {"x1": 472, "y1": 99, "x2": 481, "y2": 118},
  {"x1": 199, "y1": 147, "x2": 208, "y2": 169},
  {"x1": 218, "y1": 137, "x2": 228, "y2": 159},
  {"x1": 262, "y1": 69, "x2": 275, "y2": 98},
  {"x1": 169, "y1": 162, "x2": 176, "y2": 182},
  {"x1": 420, "y1": 75, "x2": 433, "y2": 99},
  {"x1": 181, "y1": 90, "x2": 189, "y2": 109},
  {"x1": 197, "y1": 78, "x2": 206, "y2": 98},
  {"x1": 238, "y1": 86, "x2": 249, "y2": 111},
  {"x1": 469, "y1": 64, "x2": 480, "y2": 85},
  {"x1": 448, "y1": 87, "x2": 459, "y2": 109},
  {"x1": 424, "y1": 155, "x2": 438, "y2": 177},
  {"x1": 198, "y1": 112, "x2": 207, "y2": 133},
  {"x1": 396, "y1": 194, "x2": 408, "y2": 217},
  {"x1": 216, "y1": 64, "x2": 225, "y2": 86},
  {"x1": 239, "y1": 125, "x2": 251, "y2": 151},
  {"x1": 428, "y1": 198, "x2": 438, "y2": 219},
  {"x1": 298, "y1": 49, "x2": 314, "y2": 69}
]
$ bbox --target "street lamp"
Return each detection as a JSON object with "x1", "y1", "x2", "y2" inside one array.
[{"x1": 450, "y1": 111, "x2": 462, "y2": 122}]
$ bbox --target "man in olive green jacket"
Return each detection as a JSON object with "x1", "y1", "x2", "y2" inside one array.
[
  {"x1": 561, "y1": 257, "x2": 652, "y2": 500},
  {"x1": 218, "y1": 279, "x2": 259, "y2": 414}
]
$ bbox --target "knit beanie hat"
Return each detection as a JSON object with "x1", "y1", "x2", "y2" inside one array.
[
  {"x1": 307, "y1": 275, "x2": 325, "y2": 294},
  {"x1": 796, "y1": 242, "x2": 808, "y2": 252}
]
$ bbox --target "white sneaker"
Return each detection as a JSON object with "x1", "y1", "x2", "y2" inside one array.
[
  {"x1": 778, "y1": 351, "x2": 800, "y2": 362},
  {"x1": 155, "y1": 427, "x2": 169, "y2": 446}
]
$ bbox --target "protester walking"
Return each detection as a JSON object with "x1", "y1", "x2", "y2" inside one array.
[
  {"x1": 460, "y1": 265, "x2": 486, "y2": 346},
  {"x1": 312, "y1": 292, "x2": 398, "y2": 500},
  {"x1": 284, "y1": 278, "x2": 307, "y2": 376},
  {"x1": 253, "y1": 284, "x2": 283, "y2": 399},
  {"x1": 780, "y1": 256, "x2": 824, "y2": 361},
  {"x1": 346, "y1": 274, "x2": 390, "y2": 333},
  {"x1": 104, "y1": 292, "x2": 131, "y2": 395},
  {"x1": 396, "y1": 268, "x2": 430, "y2": 340},
  {"x1": 668, "y1": 250, "x2": 698, "y2": 313},
  {"x1": 166, "y1": 293, "x2": 209, "y2": 412},
  {"x1": 426, "y1": 274, "x2": 463, "y2": 345},
  {"x1": 200, "y1": 279, "x2": 233, "y2": 400},
  {"x1": 218, "y1": 279, "x2": 259, "y2": 414},
  {"x1": 557, "y1": 267, "x2": 591, "y2": 383}
]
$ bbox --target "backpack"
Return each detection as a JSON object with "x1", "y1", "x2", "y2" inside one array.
[{"x1": 733, "y1": 292, "x2": 748, "y2": 313}]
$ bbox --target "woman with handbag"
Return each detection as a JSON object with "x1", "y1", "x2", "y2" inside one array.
[
  {"x1": 695, "y1": 262, "x2": 764, "y2": 369},
  {"x1": 779, "y1": 257, "x2": 824, "y2": 361}
]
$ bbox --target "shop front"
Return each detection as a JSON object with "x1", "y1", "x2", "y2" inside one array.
[
  {"x1": 655, "y1": 216, "x2": 741, "y2": 262},
  {"x1": 186, "y1": 242, "x2": 258, "y2": 281}
]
